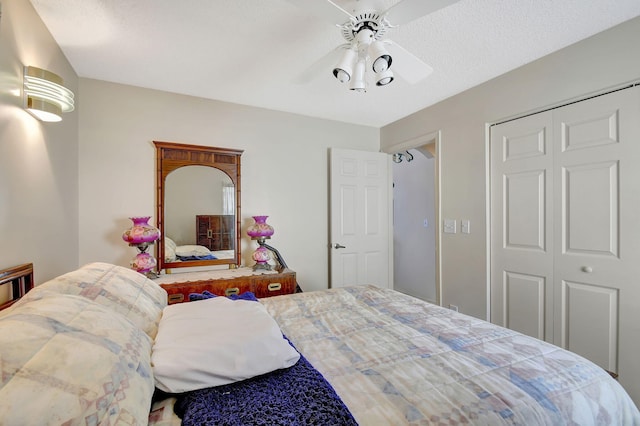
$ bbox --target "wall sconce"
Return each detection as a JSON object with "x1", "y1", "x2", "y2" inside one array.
[{"x1": 23, "y1": 66, "x2": 75, "y2": 122}]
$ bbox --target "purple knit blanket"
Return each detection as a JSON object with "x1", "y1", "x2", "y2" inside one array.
[{"x1": 173, "y1": 343, "x2": 358, "y2": 426}]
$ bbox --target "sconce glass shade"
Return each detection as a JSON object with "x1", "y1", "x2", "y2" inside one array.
[
  {"x1": 122, "y1": 217, "x2": 160, "y2": 276},
  {"x1": 23, "y1": 66, "x2": 75, "y2": 122},
  {"x1": 247, "y1": 215, "x2": 274, "y2": 239}
]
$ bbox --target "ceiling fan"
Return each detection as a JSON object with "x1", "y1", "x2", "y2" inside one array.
[{"x1": 288, "y1": 0, "x2": 459, "y2": 92}]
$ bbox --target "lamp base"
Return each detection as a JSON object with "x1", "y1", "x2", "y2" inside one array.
[
  {"x1": 130, "y1": 243, "x2": 158, "y2": 278},
  {"x1": 252, "y1": 262, "x2": 272, "y2": 272},
  {"x1": 251, "y1": 244, "x2": 272, "y2": 271}
]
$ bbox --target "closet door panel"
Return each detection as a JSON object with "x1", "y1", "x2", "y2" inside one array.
[
  {"x1": 490, "y1": 111, "x2": 554, "y2": 341},
  {"x1": 552, "y1": 87, "x2": 640, "y2": 399},
  {"x1": 561, "y1": 161, "x2": 618, "y2": 256},
  {"x1": 560, "y1": 280, "x2": 618, "y2": 372}
]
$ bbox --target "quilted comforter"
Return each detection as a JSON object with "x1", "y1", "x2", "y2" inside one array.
[{"x1": 261, "y1": 286, "x2": 640, "y2": 425}]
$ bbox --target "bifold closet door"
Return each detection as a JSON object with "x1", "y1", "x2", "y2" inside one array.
[
  {"x1": 491, "y1": 86, "x2": 640, "y2": 399},
  {"x1": 490, "y1": 111, "x2": 554, "y2": 342},
  {"x1": 552, "y1": 87, "x2": 640, "y2": 394}
]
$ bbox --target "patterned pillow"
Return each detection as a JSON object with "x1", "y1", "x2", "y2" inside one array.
[
  {"x1": 22, "y1": 262, "x2": 167, "y2": 338},
  {"x1": 0, "y1": 293, "x2": 155, "y2": 425}
]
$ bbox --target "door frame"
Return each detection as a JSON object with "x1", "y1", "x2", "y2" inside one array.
[{"x1": 383, "y1": 131, "x2": 442, "y2": 306}]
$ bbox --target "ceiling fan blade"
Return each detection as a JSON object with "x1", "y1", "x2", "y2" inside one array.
[
  {"x1": 285, "y1": 0, "x2": 354, "y2": 25},
  {"x1": 293, "y1": 45, "x2": 346, "y2": 84},
  {"x1": 386, "y1": 41, "x2": 433, "y2": 85},
  {"x1": 383, "y1": 0, "x2": 459, "y2": 25}
]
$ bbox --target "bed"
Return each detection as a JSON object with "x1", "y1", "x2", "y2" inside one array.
[
  {"x1": 0, "y1": 262, "x2": 638, "y2": 425},
  {"x1": 164, "y1": 237, "x2": 234, "y2": 262}
]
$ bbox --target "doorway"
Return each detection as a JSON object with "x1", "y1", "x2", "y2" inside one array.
[{"x1": 386, "y1": 132, "x2": 441, "y2": 305}]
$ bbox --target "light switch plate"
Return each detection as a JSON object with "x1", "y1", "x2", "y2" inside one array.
[
  {"x1": 461, "y1": 219, "x2": 470, "y2": 234},
  {"x1": 443, "y1": 219, "x2": 456, "y2": 234}
]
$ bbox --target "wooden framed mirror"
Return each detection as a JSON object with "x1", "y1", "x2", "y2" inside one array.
[{"x1": 154, "y1": 141, "x2": 243, "y2": 271}]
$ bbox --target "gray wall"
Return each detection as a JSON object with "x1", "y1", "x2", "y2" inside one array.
[
  {"x1": 77, "y1": 79, "x2": 379, "y2": 292},
  {"x1": 0, "y1": 0, "x2": 79, "y2": 283},
  {"x1": 381, "y1": 16, "x2": 640, "y2": 319}
]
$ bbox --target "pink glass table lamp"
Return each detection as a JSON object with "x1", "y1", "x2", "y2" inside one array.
[
  {"x1": 122, "y1": 216, "x2": 160, "y2": 277},
  {"x1": 247, "y1": 215, "x2": 274, "y2": 271}
]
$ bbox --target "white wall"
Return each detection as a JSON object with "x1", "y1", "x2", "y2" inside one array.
[
  {"x1": 0, "y1": 0, "x2": 79, "y2": 284},
  {"x1": 380, "y1": 16, "x2": 640, "y2": 319},
  {"x1": 77, "y1": 79, "x2": 379, "y2": 292}
]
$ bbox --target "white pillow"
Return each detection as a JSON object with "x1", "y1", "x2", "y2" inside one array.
[
  {"x1": 175, "y1": 244, "x2": 211, "y2": 257},
  {"x1": 164, "y1": 245, "x2": 176, "y2": 262},
  {"x1": 164, "y1": 238, "x2": 177, "y2": 262},
  {"x1": 151, "y1": 297, "x2": 300, "y2": 393},
  {"x1": 165, "y1": 237, "x2": 177, "y2": 251}
]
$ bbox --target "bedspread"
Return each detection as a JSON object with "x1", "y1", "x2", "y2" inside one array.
[{"x1": 261, "y1": 286, "x2": 640, "y2": 425}]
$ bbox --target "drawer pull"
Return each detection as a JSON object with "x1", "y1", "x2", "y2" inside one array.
[
  {"x1": 225, "y1": 287, "x2": 240, "y2": 296},
  {"x1": 168, "y1": 294, "x2": 184, "y2": 303},
  {"x1": 268, "y1": 283, "x2": 282, "y2": 292}
]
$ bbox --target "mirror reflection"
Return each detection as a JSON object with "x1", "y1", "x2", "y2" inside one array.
[{"x1": 164, "y1": 166, "x2": 235, "y2": 263}]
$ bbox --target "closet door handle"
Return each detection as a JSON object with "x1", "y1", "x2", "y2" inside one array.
[
  {"x1": 334, "y1": 243, "x2": 346, "y2": 249},
  {"x1": 581, "y1": 266, "x2": 593, "y2": 273}
]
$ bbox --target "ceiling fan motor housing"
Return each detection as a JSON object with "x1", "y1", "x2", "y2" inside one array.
[{"x1": 341, "y1": 10, "x2": 389, "y2": 42}]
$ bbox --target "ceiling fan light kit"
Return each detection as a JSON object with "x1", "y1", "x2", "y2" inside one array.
[
  {"x1": 291, "y1": 0, "x2": 458, "y2": 93},
  {"x1": 333, "y1": 13, "x2": 394, "y2": 93}
]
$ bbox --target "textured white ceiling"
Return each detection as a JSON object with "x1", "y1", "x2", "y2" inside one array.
[{"x1": 29, "y1": 0, "x2": 640, "y2": 127}]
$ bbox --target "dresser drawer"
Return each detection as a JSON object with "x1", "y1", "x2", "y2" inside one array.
[
  {"x1": 161, "y1": 280, "x2": 252, "y2": 304},
  {"x1": 252, "y1": 277, "x2": 296, "y2": 298}
]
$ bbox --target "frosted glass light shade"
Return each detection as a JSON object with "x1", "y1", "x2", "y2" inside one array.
[{"x1": 23, "y1": 66, "x2": 75, "y2": 122}]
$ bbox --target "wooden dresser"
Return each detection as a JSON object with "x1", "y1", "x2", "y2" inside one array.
[
  {"x1": 154, "y1": 267, "x2": 296, "y2": 304},
  {"x1": 196, "y1": 215, "x2": 234, "y2": 251}
]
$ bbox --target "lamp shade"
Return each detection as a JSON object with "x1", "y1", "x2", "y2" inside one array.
[
  {"x1": 122, "y1": 217, "x2": 160, "y2": 244},
  {"x1": 23, "y1": 66, "x2": 75, "y2": 122},
  {"x1": 247, "y1": 215, "x2": 274, "y2": 239},
  {"x1": 333, "y1": 48, "x2": 358, "y2": 83},
  {"x1": 368, "y1": 41, "x2": 392, "y2": 73},
  {"x1": 376, "y1": 69, "x2": 394, "y2": 86},
  {"x1": 349, "y1": 59, "x2": 366, "y2": 92}
]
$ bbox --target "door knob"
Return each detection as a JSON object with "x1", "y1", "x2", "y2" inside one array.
[
  {"x1": 334, "y1": 243, "x2": 346, "y2": 249},
  {"x1": 581, "y1": 266, "x2": 593, "y2": 273}
]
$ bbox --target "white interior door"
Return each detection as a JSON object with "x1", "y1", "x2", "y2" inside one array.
[
  {"x1": 329, "y1": 148, "x2": 392, "y2": 289},
  {"x1": 491, "y1": 86, "x2": 640, "y2": 404}
]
